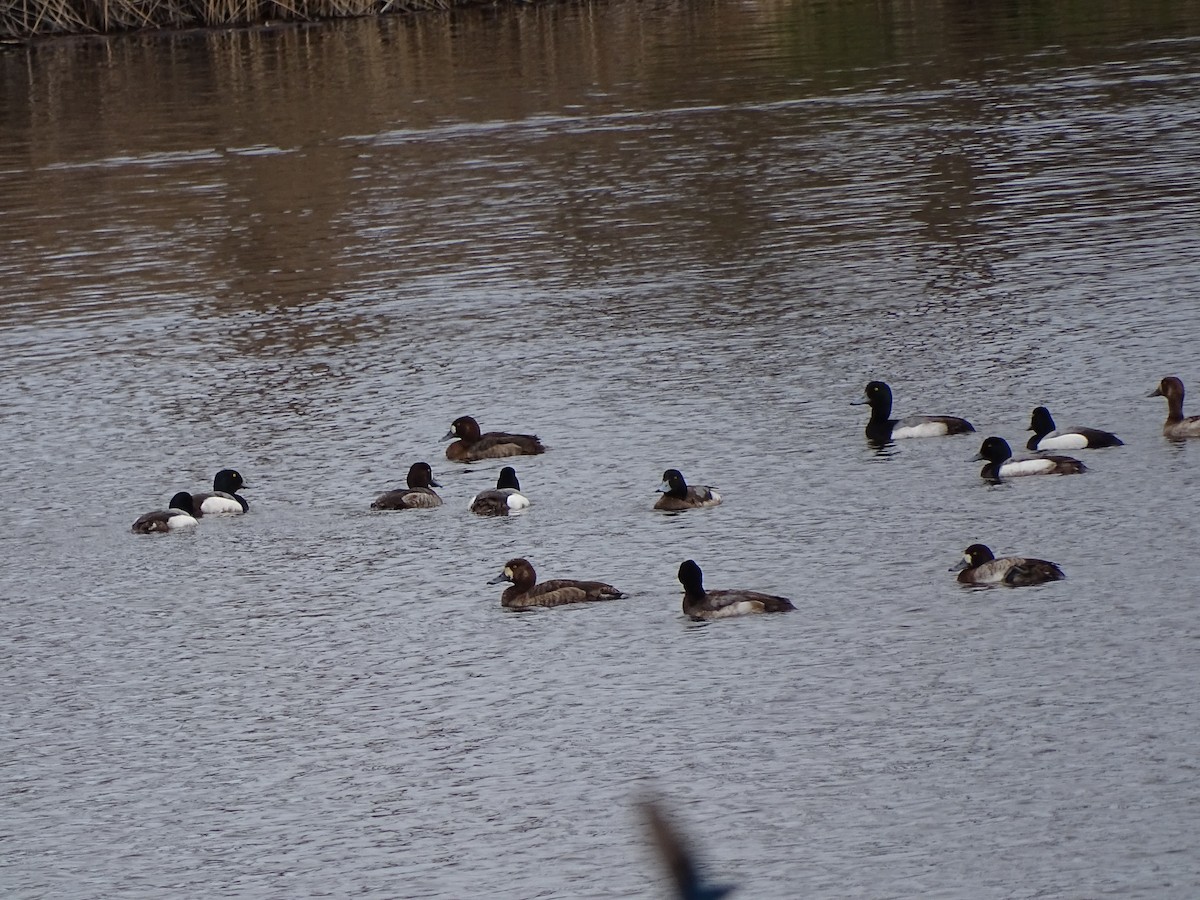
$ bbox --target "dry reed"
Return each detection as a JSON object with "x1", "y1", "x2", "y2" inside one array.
[{"x1": 0, "y1": 0, "x2": 516, "y2": 39}]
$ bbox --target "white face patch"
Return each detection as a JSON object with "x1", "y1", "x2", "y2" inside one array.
[{"x1": 503, "y1": 567, "x2": 513, "y2": 579}]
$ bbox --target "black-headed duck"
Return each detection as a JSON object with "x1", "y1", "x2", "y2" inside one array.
[
  {"x1": 1026, "y1": 406, "x2": 1122, "y2": 451},
  {"x1": 951, "y1": 543, "x2": 1064, "y2": 586},
  {"x1": 132, "y1": 492, "x2": 198, "y2": 534},
  {"x1": 371, "y1": 462, "x2": 443, "y2": 510},
  {"x1": 1148, "y1": 376, "x2": 1200, "y2": 438},
  {"x1": 488, "y1": 558, "x2": 625, "y2": 609},
  {"x1": 469, "y1": 466, "x2": 530, "y2": 516},
  {"x1": 193, "y1": 468, "x2": 250, "y2": 515},
  {"x1": 654, "y1": 469, "x2": 721, "y2": 511},
  {"x1": 443, "y1": 416, "x2": 545, "y2": 462},
  {"x1": 854, "y1": 380, "x2": 975, "y2": 444},
  {"x1": 676, "y1": 560, "x2": 794, "y2": 621},
  {"x1": 972, "y1": 436, "x2": 1086, "y2": 482}
]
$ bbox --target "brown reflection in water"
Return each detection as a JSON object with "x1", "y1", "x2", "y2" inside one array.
[{"x1": 2, "y1": 0, "x2": 1200, "y2": 353}]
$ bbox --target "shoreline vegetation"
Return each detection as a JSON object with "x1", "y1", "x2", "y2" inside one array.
[{"x1": 0, "y1": 0, "x2": 534, "y2": 40}]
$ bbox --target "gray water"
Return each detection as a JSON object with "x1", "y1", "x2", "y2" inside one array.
[{"x1": 3, "y1": 1, "x2": 1200, "y2": 896}]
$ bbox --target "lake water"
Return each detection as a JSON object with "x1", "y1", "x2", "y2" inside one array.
[{"x1": 3, "y1": 1, "x2": 1200, "y2": 896}]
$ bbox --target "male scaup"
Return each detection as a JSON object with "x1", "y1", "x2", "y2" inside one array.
[
  {"x1": 469, "y1": 466, "x2": 530, "y2": 516},
  {"x1": 370, "y1": 462, "x2": 443, "y2": 510},
  {"x1": 951, "y1": 543, "x2": 1065, "y2": 586},
  {"x1": 654, "y1": 469, "x2": 721, "y2": 511},
  {"x1": 132, "y1": 492, "x2": 198, "y2": 533},
  {"x1": 971, "y1": 436, "x2": 1086, "y2": 482},
  {"x1": 855, "y1": 380, "x2": 975, "y2": 444},
  {"x1": 1026, "y1": 406, "x2": 1123, "y2": 451},
  {"x1": 443, "y1": 416, "x2": 545, "y2": 462},
  {"x1": 676, "y1": 560, "x2": 795, "y2": 621},
  {"x1": 1148, "y1": 376, "x2": 1200, "y2": 438},
  {"x1": 641, "y1": 800, "x2": 735, "y2": 900},
  {"x1": 488, "y1": 558, "x2": 625, "y2": 609},
  {"x1": 192, "y1": 469, "x2": 250, "y2": 515}
]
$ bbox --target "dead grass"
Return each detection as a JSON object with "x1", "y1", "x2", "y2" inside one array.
[{"x1": 0, "y1": 0, "x2": 509, "y2": 38}]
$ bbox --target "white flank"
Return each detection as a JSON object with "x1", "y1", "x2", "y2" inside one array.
[
  {"x1": 1037, "y1": 432, "x2": 1089, "y2": 450},
  {"x1": 201, "y1": 496, "x2": 243, "y2": 515},
  {"x1": 999, "y1": 458, "x2": 1055, "y2": 477},
  {"x1": 167, "y1": 513, "x2": 198, "y2": 530},
  {"x1": 893, "y1": 421, "x2": 949, "y2": 439},
  {"x1": 713, "y1": 601, "x2": 760, "y2": 618},
  {"x1": 506, "y1": 492, "x2": 531, "y2": 510}
]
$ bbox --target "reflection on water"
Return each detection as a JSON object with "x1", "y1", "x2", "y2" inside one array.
[{"x1": 3, "y1": 1, "x2": 1200, "y2": 897}]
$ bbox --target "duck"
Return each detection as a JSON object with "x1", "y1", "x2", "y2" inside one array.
[
  {"x1": 469, "y1": 466, "x2": 530, "y2": 516},
  {"x1": 654, "y1": 469, "x2": 721, "y2": 511},
  {"x1": 971, "y1": 436, "x2": 1086, "y2": 482},
  {"x1": 370, "y1": 462, "x2": 443, "y2": 509},
  {"x1": 1148, "y1": 376, "x2": 1200, "y2": 438},
  {"x1": 951, "y1": 543, "x2": 1065, "y2": 586},
  {"x1": 443, "y1": 415, "x2": 545, "y2": 462},
  {"x1": 192, "y1": 468, "x2": 250, "y2": 515},
  {"x1": 641, "y1": 800, "x2": 735, "y2": 900},
  {"x1": 1026, "y1": 406, "x2": 1123, "y2": 450},
  {"x1": 131, "y1": 492, "x2": 199, "y2": 533},
  {"x1": 487, "y1": 558, "x2": 625, "y2": 609},
  {"x1": 854, "y1": 380, "x2": 975, "y2": 444},
  {"x1": 676, "y1": 560, "x2": 795, "y2": 621}
]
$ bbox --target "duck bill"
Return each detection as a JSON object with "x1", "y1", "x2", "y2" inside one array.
[
  {"x1": 969, "y1": 452, "x2": 985, "y2": 461},
  {"x1": 487, "y1": 573, "x2": 510, "y2": 585},
  {"x1": 949, "y1": 558, "x2": 970, "y2": 573},
  {"x1": 1146, "y1": 387, "x2": 1163, "y2": 398},
  {"x1": 655, "y1": 481, "x2": 670, "y2": 493},
  {"x1": 441, "y1": 429, "x2": 457, "y2": 441}
]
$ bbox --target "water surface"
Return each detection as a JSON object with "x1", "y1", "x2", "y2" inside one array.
[{"x1": 3, "y1": 2, "x2": 1200, "y2": 897}]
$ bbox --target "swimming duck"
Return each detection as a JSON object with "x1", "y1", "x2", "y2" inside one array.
[
  {"x1": 469, "y1": 466, "x2": 530, "y2": 516},
  {"x1": 370, "y1": 462, "x2": 443, "y2": 510},
  {"x1": 676, "y1": 560, "x2": 795, "y2": 621},
  {"x1": 855, "y1": 380, "x2": 975, "y2": 444},
  {"x1": 487, "y1": 558, "x2": 625, "y2": 609},
  {"x1": 443, "y1": 416, "x2": 545, "y2": 462},
  {"x1": 192, "y1": 468, "x2": 250, "y2": 515},
  {"x1": 131, "y1": 492, "x2": 199, "y2": 534},
  {"x1": 1026, "y1": 406, "x2": 1123, "y2": 451},
  {"x1": 951, "y1": 543, "x2": 1065, "y2": 586},
  {"x1": 972, "y1": 436, "x2": 1086, "y2": 482},
  {"x1": 654, "y1": 469, "x2": 721, "y2": 511},
  {"x1": 1148, "y1": 376, "x2": 1200, "y2": 438}
]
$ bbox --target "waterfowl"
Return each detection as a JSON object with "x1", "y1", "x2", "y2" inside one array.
[
  {"x1": 131, "y1": 492, "x2": 198, "y2": 533},
  {"x1": 469, "y1": 466, "x2": 530, "y2": 516},
  {"x1": 676, "y1": 560, "x2": 795, "y2": 621},
  {"x1": 1148, "y1": 376, "x2": 1200, "y2": 438},
  {"x1": 854, "y1": 380, "x2": 975, "y2": 444},
  {"x1": 487, "y1": 558, "x2": 625, "y2": 609},
  {"x1": 641, "y1": 800, "x2": 735, "y2": 900},
  {"x1": 1026, "y1": 406, "x2": 1123, "y2": 451},
  {"x1": 443, "y1": 416, "x2": 545, "y2": 462},
  {"x1": 654, "y1": 469, "x2": 721, "y2": 511},
  {"x1": 192, "y1": 468, "x2": 250, "y2": 515},
  {"x1": 951, "y1": 543, "x2": 1065, "y2": 586},
  {"x1": 371, "y1": 462, "x2": 443, "y2": 509},
  {"x1": 972, "y1": 436, "x2": 1086, "y2": 482}
]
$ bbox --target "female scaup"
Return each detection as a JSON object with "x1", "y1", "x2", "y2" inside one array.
[
  {"x1": 972, "y1": 436, "x2": 1086, "y2": 482},
  {"x1": 1026, "y1": 406, "x2": 1123, "y2": 451},
  {"x1": 443, "y1": 416, "x2": 545, "y2": 462},
  {"x1": 469, "y1": 466, "x2": 530, "y2": 516},
  {"x1": 371, "y1": 462, "x2": 443, "y2": 510},
  {"x1": 488, "y1": 558, "x2": 625, "y2": 609},
  {"x1": 654, "y1": 469, "x2": 721, "y2": 511},
  {"x1": 1148, "y1": 376, "x2": 1200, "y2": 438},
  {"x1": 951, "y1": 543, "x2": 1065, "y2": 586},
  {"x1": 192, "y1": 469, "x2": 250, "y2": 515},
  {"x1": 855, "y1": 380, "x2": 975, "y2": 444},
  {"x1": 676, "y1": 560, "x2": 795, "y2": 621},
  {"x1": 132, "y1": 492, "x2": 198, "y2": 533}
]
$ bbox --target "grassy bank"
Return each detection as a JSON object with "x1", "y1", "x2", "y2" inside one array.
[{"x1": 0, "y1": 0, "x2": 529, "y2": 40}]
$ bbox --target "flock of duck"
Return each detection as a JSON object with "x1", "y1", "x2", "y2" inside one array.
[{"x1": 132, "y1": 376, "x2": 1200, "y2": 612}]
